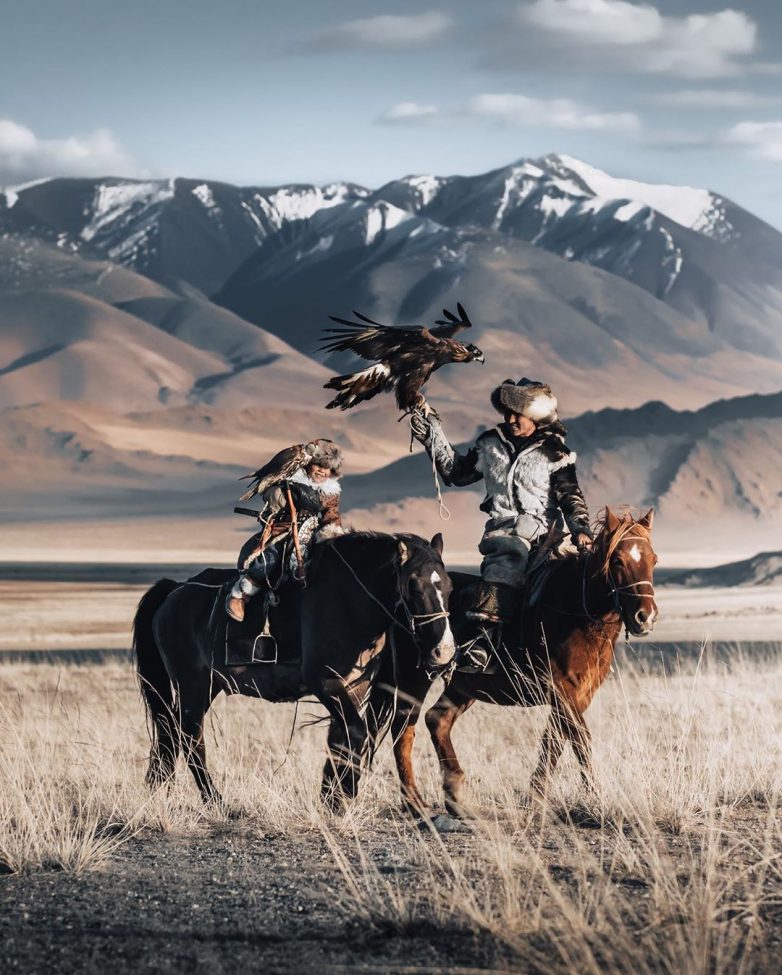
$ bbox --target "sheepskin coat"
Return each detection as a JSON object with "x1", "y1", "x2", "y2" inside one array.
[{"x1": 420, "y1": 418, "x2": 591, "y2": 542}]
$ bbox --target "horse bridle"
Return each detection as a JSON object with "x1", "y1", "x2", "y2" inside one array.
[
  {"x1": 330, "y1": 543, "x2": 450, "y2": 647},
  {"x1": 582, "y1": 535, "x2": 655, "y2": 631}
]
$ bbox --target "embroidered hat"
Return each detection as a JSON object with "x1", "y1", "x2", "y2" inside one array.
[
  {"x1": 306, "y1": 439, "x2": 343, "y2": 477},
  {"x1": 490, "y1": 378, "x2": 559, "y2": 424}
]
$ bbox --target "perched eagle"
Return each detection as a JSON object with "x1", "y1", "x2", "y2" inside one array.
[
  {"x1": 237, "y1": 439, "x2": 337, "y2": 502},
  {"x1": 320, "y1": 303, "x2": 483, "y2": 412}
]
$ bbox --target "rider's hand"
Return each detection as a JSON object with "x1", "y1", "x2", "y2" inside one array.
[
  {"x1": 575, "y1": 533, "x2": 593, "y2": 551},
  {"x1": 409, "y1": 410, "x2": 430, "y2": 442}
]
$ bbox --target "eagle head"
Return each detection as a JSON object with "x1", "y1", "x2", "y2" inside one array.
[{"x1": 465, "y1": 343, "x2": 484, "y2": 363}]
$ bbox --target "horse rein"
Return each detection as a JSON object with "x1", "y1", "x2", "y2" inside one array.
[{"x1": 328, "y1": 544, "x2": 450, "y2": 643}]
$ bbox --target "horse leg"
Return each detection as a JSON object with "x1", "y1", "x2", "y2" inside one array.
[
  {"x1": 561, "y1": 704, "x2": 597, "y2": 795},
  {"x1": 529, "y1": 700, "x2": 569, "y2": 799},
  {"x1": 319, "y1": 681, "x2": 369, "y2": 813},
  {"x1": 391, "y1": 695, "x2": 427, "y2": 817},
  {"x1": 425, "y1": 690, "x2": 475, "y2": 818},
  {"x1": 530, "y1": 682, "x2": 597, "y2": 798},
  {"x1": 180, "y1": 685, "x2": 222, "y2": 806},
  {"x1": 145, "y1": 700, "x2": 180, "y2": 790}
]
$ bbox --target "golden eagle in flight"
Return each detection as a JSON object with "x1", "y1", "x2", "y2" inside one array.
[{"x1": 320, "y1": 303, "x2": 483, "y2": 412}]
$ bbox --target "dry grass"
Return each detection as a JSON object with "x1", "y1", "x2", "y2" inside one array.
[{"x1": 1, "y1": 654, "x2": 780, "y2": 973}]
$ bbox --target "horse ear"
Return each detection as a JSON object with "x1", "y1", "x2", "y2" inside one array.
[
  {"x1": 398, "y1": 540, "x2": 410, "y2": 564},
  {"x1": 430, "y1": 532, "x2": 444, "y2": 557},
  {"x1": 605, "y1": 507, "x2": 620, "y2": 532},
  {"x1": 638, "y1": 508, "x2": 654, "y2": 531}
]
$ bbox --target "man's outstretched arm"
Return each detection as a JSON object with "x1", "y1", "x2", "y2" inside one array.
[{"x1": 410, "y1": 413, "x2": 483, "y2": 487}]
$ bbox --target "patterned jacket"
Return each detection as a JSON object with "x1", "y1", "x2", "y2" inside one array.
[
  {"x1": 237, "y1": 470, "x2": 342, "y2": 570},
  {"x1": 262, "y1": 469, "x2": 342, "y2": 538},
  {"x1": 418, "y1": 417, "x2": 592, "y2": 541}
]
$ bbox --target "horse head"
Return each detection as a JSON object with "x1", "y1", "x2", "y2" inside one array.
[
  {"x1": 396, "y1": 532, "x2": 456, "y2": 673},
  {"x1": 594, "y1": 507, "x2": 659, "y2": 637}
]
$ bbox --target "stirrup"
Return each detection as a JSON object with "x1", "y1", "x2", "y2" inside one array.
[{"x1": 456, "y1": 629, "x2": 495, "y2": 674}]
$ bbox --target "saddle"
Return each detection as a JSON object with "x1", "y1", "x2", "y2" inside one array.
[
  {"x1": 224, "y1": 589, "x2": 280, "y2": 666},
  {"x1": 187, "y1": 569, "x2": 295, "y2": 667}
]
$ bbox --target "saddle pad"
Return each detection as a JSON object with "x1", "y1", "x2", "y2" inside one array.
[
  {"x1": 525, "y1": 556, "x2": 562, "y2": 609},
  {"x1": 224, "y1": 586, "x2": 280, "y2": 666}
]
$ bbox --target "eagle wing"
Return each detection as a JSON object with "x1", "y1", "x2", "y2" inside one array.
[
  {"x1": 430, "y1": 302, "x2": 473, "y2": 339},
  {"x1": 320, "y1": 310, "x2": 439, "y2": 363},
  {"x1": 237, "y1": 443, "x2": 309, "y2": 502}
]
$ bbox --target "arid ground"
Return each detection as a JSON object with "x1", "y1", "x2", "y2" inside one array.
[{"x1": 1, "y1": 651, "x2": 780, "y2": 974}]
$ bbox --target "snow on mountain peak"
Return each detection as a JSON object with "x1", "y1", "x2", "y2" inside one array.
[
  {"x1": 81, "y1": 179, "x2": 176, "y2": 243},
  {"x1": 550, "y1": 154, "x2": 730, "y2": 238},
  {"x1": 262, "y1": 183, "x2": 364, "y2": 229},
  {"x1": 402, "y1": 174, "x2": 442, "y2": 206},
  {"x1": 364, "y1": 201, "x2": 414, "y2": 245},
  {"x1": 191, "y1": 183, "x2": 217, "y2": 210},
  {"x1": 1, "y1": 177, "x2": 53, "y2": 209}
]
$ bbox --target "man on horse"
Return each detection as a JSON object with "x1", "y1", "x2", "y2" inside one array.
[
  {"x1": 411, "y1": 377, "x2": 592, "y2": 669},
  {"x1": 226, "y1": 440, "x2": 344, "y2": 622}
]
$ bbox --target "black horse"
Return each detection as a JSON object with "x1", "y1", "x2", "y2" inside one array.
[{"x1": 132, "y1": 531, "x2": 454, "y2": 809}]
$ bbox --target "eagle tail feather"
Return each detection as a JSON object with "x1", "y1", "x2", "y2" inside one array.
[{"x1": 323, "y1": 363, "x2": 393, "y2": 411}]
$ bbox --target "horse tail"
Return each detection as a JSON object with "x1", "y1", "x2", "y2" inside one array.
[{"x1": 133, "y1": 579, "x2": 179, "y2": 756}]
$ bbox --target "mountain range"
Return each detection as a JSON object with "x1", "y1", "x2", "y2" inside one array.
[{"x1": 1, "y1": 154, "x2": 780, "y2": 561}]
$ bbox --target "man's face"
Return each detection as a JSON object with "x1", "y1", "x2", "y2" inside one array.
[
  {"x1": 307, "y1": 463, "x2": 331, "y2": 483},
  {"x1": 505, "y1": 411, "x2": 536, "y2": 438}
]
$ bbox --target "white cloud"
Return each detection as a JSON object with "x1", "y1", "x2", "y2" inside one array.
[
  {"x1": 726, "y1": 121, "x2": 782, "y2": 160},
  {"x1": 302, "y1": 11, "x2": 453, "y2": 51},
  {"x1": 465, "y1": 93, "x2": 640, "y2": 131},
  {"x1": 378, "y1": 93, "x2": 640, "y2": 133},
  {"x1": 378, "y1": 102, "x2": 440, "y2": 124},
  {"x1": 0, "y1": 119, "x2": 138, "y2": 184},
  {"x1": 521, "y1": 0, "x2": 662, "y2": 45},
  {"x1": 653, "y1": 89, "x2": 782, "y2": 109},
  {"x1": 503, "y1": 1, "x2": 757, "y2": 78}
]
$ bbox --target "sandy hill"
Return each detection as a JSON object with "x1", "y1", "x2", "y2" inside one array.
[{"x1": 667, "y1": 552, "x2": 782, "y2": 587}]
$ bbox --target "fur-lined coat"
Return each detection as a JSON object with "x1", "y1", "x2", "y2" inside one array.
[
  {"x1": 237, "y1": 469, "x2": 343, "y2": 571},
  {"x1": 418, "y1": 417, "x2": 591, "y2": 541},
  {"x1": 262, "y1": 468, "x2": 342, "y2": 538}
]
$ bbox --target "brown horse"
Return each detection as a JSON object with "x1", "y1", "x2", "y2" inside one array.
[{"x1": 366, "y1": 508, "x2": 658, "y2": 816}]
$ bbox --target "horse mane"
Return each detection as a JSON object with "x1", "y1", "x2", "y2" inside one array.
[
  {"x1": 592, "y1": 509, "x2": 651, "y2": 578},
  {"x1": 316, "y1": 529, "x2": 439, "y2": 578}
]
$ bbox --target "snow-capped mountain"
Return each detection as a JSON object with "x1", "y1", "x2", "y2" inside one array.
[
  {"x1": 2, "y1": 155, "x2": 782, "y2": 414},
  {"x1": 372, "y1": 155, "x2": 782, "y2": 341},
  {"x1": 4, "y1": 155, "x2": 781, "y2": 357},
  {"x1": 0, "y1": 176, "x2": 368, "y2": 294},
  {"x1": 212, "y1": 194, "x2": 782, "y2": 414}
]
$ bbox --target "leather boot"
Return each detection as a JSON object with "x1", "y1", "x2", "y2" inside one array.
[
  {"x1": 458, "y1": 581, "x2": 519, "y2": 672},
  {"x1": 225, "y1": 574, "x2": 260, "y2": 623}
]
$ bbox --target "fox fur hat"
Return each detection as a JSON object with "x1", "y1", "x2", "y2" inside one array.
[
  {"x1": 306, "y1": 439, "x2": 343, "y2": 478},
  {"x1": 490, "y1": 378, "x2": 559, "y2": 425}
]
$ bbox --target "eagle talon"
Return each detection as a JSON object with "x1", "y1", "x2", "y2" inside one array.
[{"x1": 417, "y1": 397, "x2": 440, "y2": 421}]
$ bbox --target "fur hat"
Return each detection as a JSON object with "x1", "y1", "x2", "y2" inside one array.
[
  {"x1": 306, "y1": 439, "x2": 343, "y2": 477},
  {"x1": 490, "y1": 378, "x2": 559, "y2": 424}
]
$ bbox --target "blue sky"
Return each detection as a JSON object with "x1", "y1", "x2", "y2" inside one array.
[{"x1": 2, "y1": 0, "x2": 782, "y2": 227}]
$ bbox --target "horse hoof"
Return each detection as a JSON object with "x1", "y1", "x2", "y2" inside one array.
[
  {"x1": 444, "y1": 800, "x2": 472, "y2": 820},
  {"x1": 402, "y1": 798, "x2": 429, "y2": 820},
  {"x1": 424, "y1": 813, "x2": 472, "y2": 834}
]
